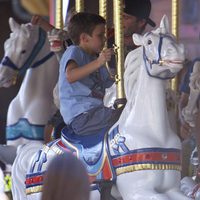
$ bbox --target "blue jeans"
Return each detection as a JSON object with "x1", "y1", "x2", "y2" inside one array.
[{"x1": 70, "y1": 104, "x2": 123, "y2": 135}]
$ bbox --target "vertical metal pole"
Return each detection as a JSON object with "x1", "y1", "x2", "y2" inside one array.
[
  {"x1": 55, "y1": 0, "x2": 63, "y2": 29},
  {"x1": 99, "y1": 0, "x2": 114, "y2": 78},
  {"x1": 171, "y1": 0, "x2": 180, "y2": 132},
  {"x1": 171, "y1": 0, "x2": 180, "y2": 91},
  {"x1": 99, "y1": 0, "x2": 107, "y2": 21},
  {"x1": 99, "y1": 0, "x2": 107, "y2": 34},
  {"x1": 75, "y1": 0, "x2": 84, "y2": 12},
  {"x1": 113, "y1": 0, "x2": 125, "y2": 100}
]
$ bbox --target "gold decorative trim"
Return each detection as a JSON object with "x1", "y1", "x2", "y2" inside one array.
[
  {"x1": 26, "y1": 185, "x2": 43, "y2": 195},
  {"x1": 116, "y1": 164, "x2": 181, "y2": 176},
  {"x1": 42, "y1": 145, "x2": 50, "y2": 154},
  {"x1": 51, "y1": 144, "x2": 64, "y2": 155}
]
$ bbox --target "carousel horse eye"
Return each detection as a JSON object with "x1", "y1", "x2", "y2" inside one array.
[
  {"x1": 21, "y1": 50, "x2": 26, "y2": 54},
  {"x1": 147, "y1": 40, "x2": 152, "y2": 45}
]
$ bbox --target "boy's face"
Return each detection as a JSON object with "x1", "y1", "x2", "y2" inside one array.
[{"x1": 87, "y1": 24, "x2": 106, "y2": 54}]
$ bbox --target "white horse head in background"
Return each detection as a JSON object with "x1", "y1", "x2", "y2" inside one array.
[{"x1": 0, "y1": 18, "x2": 59, "y2": 146}]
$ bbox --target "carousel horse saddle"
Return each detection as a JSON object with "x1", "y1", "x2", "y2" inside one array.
[
  {"x1": 61, "y1": 126, "x2": 108, "y2": 167},
  {"x1": 25, "y1": 127, "x2": 114, "y2": 191},
  {"x1": 62, "y1": 126, "x2": 107, "y2": 148}
]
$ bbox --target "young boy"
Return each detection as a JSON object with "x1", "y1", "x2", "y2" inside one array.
[{"x1": 59, "y1": 12, "x2": 122, "y2": 135}]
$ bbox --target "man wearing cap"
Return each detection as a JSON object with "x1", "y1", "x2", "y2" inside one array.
[
  {"x1": 123, "y1": 0, "x2": 156, "y2": 52},
  {"x1": 108, "y1": 0, "x2": 156, "y2": 74}
]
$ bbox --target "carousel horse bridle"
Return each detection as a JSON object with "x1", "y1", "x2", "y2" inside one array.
[
  {"x1": 0, "y1": 28, "x2": 54, "y2": 83},
  {"x1": 143, "y1": 32, "x2": 184, "y2": 80}
]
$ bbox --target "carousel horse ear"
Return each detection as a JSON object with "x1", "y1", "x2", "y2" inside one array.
[
  {"x1": 159, "y1": 15, "x2": 170, "y2": 34},
  {"x1": 22, "y1": 24, "x2": 31, "y2": 38},
  {"x1": 132, "y1": 33, "x2": 143, "y2": 46},
  {"x1": 9, "y1": 17, "x2": 20, "y2": 32}
]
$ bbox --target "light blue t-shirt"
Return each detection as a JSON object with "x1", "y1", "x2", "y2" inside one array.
[{"x1": 59, "y1": 45, "x2": 113, "y2": 124}]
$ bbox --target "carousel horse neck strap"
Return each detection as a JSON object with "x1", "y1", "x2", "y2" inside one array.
[
  {"x1": 112, "y1": 148, "x2": 181, "y2": 176},
  {"x1": 143, "y1": 33, "x2": 184, "y2": 80},
  {"x1": 1, "y1": 28, "x2": 54, "y2": 75}
]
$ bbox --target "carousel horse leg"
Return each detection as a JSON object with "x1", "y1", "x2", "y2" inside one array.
[
  {"x1": 98, "y1": 180, "x2": 113, "y2": 200},
  {"x1": 116, "y1": 172, "x2": 191, "y2": 200},
  {"x1": 119, "y1": 188, "x2": 170, "y2": 200},
  {"x1": 11, "y1": 142, "x2": 43, "y2": 200},
  {"x1": 166, "y1": 187, "x2": 193, "y2": 200},
  {"x1": 90, "y1": 190, "x2": 101, "y2": 200},
  {"x1": 111, "y1": 185, "x2": 123, "y2": 200}
]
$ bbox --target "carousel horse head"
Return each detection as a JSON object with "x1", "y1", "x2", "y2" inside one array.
[
  {"x1": 124, "y1": 15, "x2": 185, "y2": 107},
  {"x1": 105, "y1": 15, "x2": 185, "y2": 109},
  {"x1": 0, "y1": 17, "x2": 50, "y2": 87},
  {"x1": 133, "y1": 15, "x2": 185, "y2": 79}
]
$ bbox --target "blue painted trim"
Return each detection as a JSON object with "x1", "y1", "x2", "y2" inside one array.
[
  {"x1": 0, "y1": 56, "x2": 18, "y2": 70},
  {"x1": 143, "y1": 34, "x2": 176, "y2": 80},
  {"x1": 6, "y1": 118, "x2": 44, "y2": 140},
  {"x1": 31, "y1": 52, "x2": 54, "y2": 69},
  {"x1": 19, "y1": 28, "x2": 46, "y2": 75}
]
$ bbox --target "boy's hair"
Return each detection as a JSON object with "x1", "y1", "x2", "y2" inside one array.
[{"x1": 68, "y1": 12, "x2": 106, "y2": 45}]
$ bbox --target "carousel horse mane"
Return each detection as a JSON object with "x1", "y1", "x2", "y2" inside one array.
[{"x1": 124, "y1": 47, "x2": 141, "y2": 103}]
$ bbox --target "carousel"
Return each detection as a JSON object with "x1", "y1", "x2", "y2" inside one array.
[{"x1": 0, "y1": 0, "x2": 200, "y2": 199}]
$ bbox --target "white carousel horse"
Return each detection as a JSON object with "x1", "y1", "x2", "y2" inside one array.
[
  {"x1": 0, "y1": 18, "x2": 59, "y2": 147},
  {"x1": 104, "y1": 74, "x2": 178, "y2": 133},
  {"x1": 12, "y1": 15, "x2": 189, "y2": 200}
]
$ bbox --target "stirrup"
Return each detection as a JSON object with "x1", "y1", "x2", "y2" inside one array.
[{"x1": 113, "y1": 98, "x2": 127, "y2": 109}]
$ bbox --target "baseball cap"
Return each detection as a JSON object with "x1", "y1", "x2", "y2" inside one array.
[{"x1": 124, "y1": 0, "x2": 156, "y2": 27}]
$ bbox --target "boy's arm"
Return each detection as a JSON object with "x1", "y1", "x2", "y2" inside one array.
[
  {"x1": 66, "y1": 48, "x2": 113, "y2": 83},
  {"x1": 31, "y1": 15, "x2": 54, "y2": 31}
]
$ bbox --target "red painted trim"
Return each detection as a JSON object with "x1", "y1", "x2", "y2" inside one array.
[
  {"x1": 26, "y1": 175, "x2": 43, "y2": 185},
  {"x1": 112, "y1": 151, "x2": 181, "y2": 167}
]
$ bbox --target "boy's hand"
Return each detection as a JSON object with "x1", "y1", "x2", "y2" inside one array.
[{"x1": 97, "y1": 48, "x2": 113, "y2": 66}]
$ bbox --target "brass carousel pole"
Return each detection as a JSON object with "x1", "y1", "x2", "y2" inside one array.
[
  {"x1": 75, "y1": 0, "x2": 84, "y2": 12},
  {"x1": 113, "y1": 0, "x2": 125, "y2": 103},
  {"x1": 99, "y1": 0, "x2": 107, "y2": 29},
  {"x1": 55, "y1": 0, "x2": 63, "y2": 29},
  {"x1": 171, "y1": 0, "x2": 180, "y2": 91},
  {"x1": 99, "y1": 0, "x2": 114, "y2": 79},
  {"x1": 171, "y1": 0, "x2": 180, "y2": 132}
]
